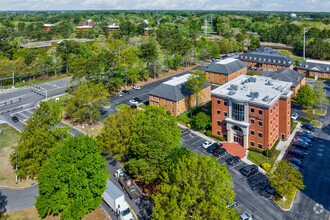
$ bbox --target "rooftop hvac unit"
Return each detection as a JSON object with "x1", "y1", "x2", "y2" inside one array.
[
  {"x1": 276, "y1": 86, "x2": 283, "y2": 91},
  {"x1": 230, "y1": 84, "x2": 238, "y2": 91},
  {"x1": 250, "y1": 91, "x2": 259, "y2": 99},
  {"x1": 262, "y1": 96, "x2": 270, "y2": 102},
  {"x1": 249, "y1": 77, "x2": 257, "y2": 83},
  {"x1": 266, "y1": 80, "x2": 273, "y2": 85},
  {"x1": 228, "y1": 91, "x2": 236, "y2": 95}
]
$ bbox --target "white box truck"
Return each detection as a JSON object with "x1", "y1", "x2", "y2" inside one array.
[{"x1": 102, "y1": 179, "x2": 135, "y2": 220}]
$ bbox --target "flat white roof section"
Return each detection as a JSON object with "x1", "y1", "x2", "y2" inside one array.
[
  {"x1": 305, "y1": 60, "x2": 330, "y2": 65},
  {"x1": 216, "y1": 58, "x2": 237, "y2": 65},
  {"x1": 211, "y1": 75, "x2": 293, "y2": 108},
  {"x1": 163, "y1": 74, "x2": 191, "y2": 86}
]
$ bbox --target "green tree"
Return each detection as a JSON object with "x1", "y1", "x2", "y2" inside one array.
[
  {"x1": 65, "y1": 81, "x2": 108, "y2": 124},
  {"x1": 249, "y1": 35, "x2": 260, "y2": 51},
  {"x1": 314, "y1": 83, "x2": 329, "y2": 110},
  {"x1": 47, "y1": 46, "x2": 62, "y2": 77},
  {"x1": 192, "y1": 112, "x2": 211, "y2": 131},
  {"x1": 296, "y1": 85, "x2": 317, "y2": 108},
  {"x1": 186, "y1": 70, "x2": 208, "y2": 108},
  {"x1": 119, "y1": 46, "x2": 139, "y2": 89},
  {"x1": 152, "y1": 153, "x2": 238, "y2": 220},
  {"x1": 268, "y1": 160, "x2": 305, "y2": 199},
  {"x1": 10, "y1": 102, "x2": 69, "y2": 179},
  {"x1": 35, "y1": 135, "x2": 108, "y2": 219}
]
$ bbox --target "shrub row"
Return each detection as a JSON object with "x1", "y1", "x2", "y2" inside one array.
[
  {"x1": 248, "y1": 138, "x2": 279, "y2": 158},
  {"x1": 204, "y1": 130, "x2": 226, "y2": 141}
]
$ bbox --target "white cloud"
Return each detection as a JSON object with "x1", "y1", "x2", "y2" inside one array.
[{"x1": 262, "y1": 3, "x2": 284, "y2": 10}]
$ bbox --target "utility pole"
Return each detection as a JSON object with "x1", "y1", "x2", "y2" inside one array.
[
  {"x1": 13, "y1": 151, "x2": 18, "y2": 184},
  {"x1": 204, "y1": 17, "x2": 207, "y2": 36},
  {"x1": 303, "y1": 28, "x2": 306, "y2": 61},
  {"x1": 12, "y1": 61, "x2": 15, "y2": 87}
]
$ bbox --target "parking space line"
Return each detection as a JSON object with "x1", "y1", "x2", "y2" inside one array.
[
  {"x1": 229, "y1": 161, "x2": 243, "y2": 169},
  {"x1": 18, "y1": 112, "x2": 29, "y2": 118}
]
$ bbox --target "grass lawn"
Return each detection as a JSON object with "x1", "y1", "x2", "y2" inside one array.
[
  {"x1": 0, "y1": 74, "x2": 68, "y2": 89},
  {"x1": 303, "y1": 108, "x2": 326, "y2": 116},
  {"x1": 298, "y1": 117, "x2": 311, "y2": 123},
  {"x1": 274, "y1": 191, "x2": 296, "y2": 210},
  {"x1": 312, "y1": 120, "x2": 322, "y2": 128},
  {"x1": 5, "y1": 206, "x2": 108, "y2": 220},
  {"x1": 291, "y1": 121, "x2": 298, "y2": 133},
  {"x1": 46, "y1": 94, "x2": 69, "y2": 115},
  {"x1": 138, "y1": 103, "x2": 147, "y2": 109},
  {"x1": 0, "y1": 124, "x2": 35, "y2": 187},
  {"x1": 116, "y1": 104, "x2": 130, "y2": 111},
  {"x1": 247, "y1": 150, "x2": 281, "y2": 167}
]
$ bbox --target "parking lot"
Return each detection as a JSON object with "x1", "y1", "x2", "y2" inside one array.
[{"x1": 180, "y1": 129, "x2": 284, "y2": 219}]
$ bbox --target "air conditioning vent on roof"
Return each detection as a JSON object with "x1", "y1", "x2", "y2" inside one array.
[
  {"x1": 230, "y1": 84, "x2": 238, "y2": 91},
  {"x1": 266, "y1": 80, "x2": 273, "y2": 85},
  {"x1": 249, "y1": 77, "x2": 257, "y2": 83},
  {"x1": 228, "y1": 90, "x2": 236, "y2": 95},
  {"x1": 262, "y1": 96, "x2": 270, "y2": 102},
  {"x1": 250, "y1": 91, "x2": 259, "y2": 100},
  {"x1": 276, "y1": 86, "x2": 283, "y2": 91}
]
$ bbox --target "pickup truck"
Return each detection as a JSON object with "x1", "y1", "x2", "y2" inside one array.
[
  {"x1": 102, "y1": 179, "x2": 135, "y2": 220},
  {"x1": 114, "y1": 169, "x2": 142, "y2": 203}
]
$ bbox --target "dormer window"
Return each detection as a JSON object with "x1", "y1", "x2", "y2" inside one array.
[
  {"x1": 268, "y1": 59, "x2": 271, "y2": 62},
  {"x1": 278, "y1": 60, "x2": 281, "y2": 63},
  {"x1": 273, "y1": 59, "x2": 276, "y2": 62},
  {"x1": 263, "y1": 58, "x2": 266, "y2": 61},
  {"x1": 259, "y1": 58, "x2": 261, "y2": 61},
  {"x1": 305, "y1": 65, "x2": 308, "y2": 68},
  {"x1": 289, "y1": 61, "x2": 291, "y2": 64},
  {"x1": 245, "y1": 56, "x2": 247, "y2": 59},
  {"x1": 254, "y1": 57, "x2": 256, "y2": 60},
  {"x1": 249, "y1": 56, "x2": 252, "y2": 59},
  {"x1": 326, "y1": 67, "x2": 329, "y2": 71},
  {"x1": 283, "y1": 61, "x2": 286, "y2": 64}
]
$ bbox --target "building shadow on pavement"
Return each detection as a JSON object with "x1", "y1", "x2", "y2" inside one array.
[{"x1": 0, "y1": 191, "x2": 8, "y2": 214}]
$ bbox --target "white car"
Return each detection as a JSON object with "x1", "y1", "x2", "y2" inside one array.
[
  {"x1": 240, "y1": 213, "x2": 253, "y2": 220},
  {"x1": 116, "y1": 93, "x2": 123, "y2": 97},
  {"x1": 291, "y1": 113, "x2": 299, "y2": 120},
  {"x1": 129, "y1": 100, "x2": 139, "y2": 105},
  {"x1": 133, "y1": 86, "x2": 141, "y2": 90},
  {"x1": 202, "y1": 141, "x2": 214, "y2": 149}
]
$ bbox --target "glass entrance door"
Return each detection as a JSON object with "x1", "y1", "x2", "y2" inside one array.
[{"x1": 234, "y1": 134, "x2": 244, "y2": 146}]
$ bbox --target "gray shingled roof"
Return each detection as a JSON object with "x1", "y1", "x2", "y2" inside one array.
[
  {"x1": 205, "y1": 59, "x2": 247, "y2": 75},
  {"x1": 255, "y1": 47, "x2": 280, "y2": 55},
  {"x1": 298, "y1": 60, "x2": 330, "y2": 73},
  {"x1": 263, "y1": 68, "x2": 305, "y2": 88},
  {"x1": 149, "y1": 72, "x2": 211, "y2": 102},
  {"x1": 192, "y1": 65, "x2": 207, "y2": 71},
  {"x1": 239, "y1": 51, "x2": 295, "y2": 67}
]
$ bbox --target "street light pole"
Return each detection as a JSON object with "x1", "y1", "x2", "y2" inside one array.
[
  {"x1": 13, "y1": 151, "x2": 18, "y2": 184},
  {"x1": 12, "y1": 61, "x2": 15, "y2": 87}
]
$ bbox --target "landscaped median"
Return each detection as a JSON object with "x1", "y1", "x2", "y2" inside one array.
[
  {"x1": 273, "y1": 190, "x2": 297, "y2": 210},
  {"x1": 0, "y1": 123, "x2": 35, "y2": 187},
  {"x1": 116, "y1": 104, "x2": 130, "y2": 111}
]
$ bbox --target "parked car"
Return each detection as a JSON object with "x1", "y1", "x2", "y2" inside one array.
[
  {"x1": 288, "y1": 150, "x2": 305, "y2": 159},
  {"x1": 288, "y1": 147, "x2": 308, "y2": 154},
  {"x1": 265, "y1": 185, "x2": 276, "y2": 196},
  {"x1": 115, "y1": 93, "x2": 123, "y2": 97},
  {"x1": 202, "y1": 141, "x2": 214, "y2": 149},
  {"x1": 298, "y1": 136, "x2": 312, "y2": 144},
  {"x1": 132, "y1": 86, "x2": 141, "y2": 90},
  {"x1": 213, "y1": 148, "x2": 227, "y2": 157},
  {"x1": 297, "y1": 131, "x2": 314, "y2": 140},
  {"x1": 291, "y1": 113, "x2": 299, "y2": 120},
  {"x1": 181, "y1": 129, "x2": 190, "y2": 136},
  {"x1": 293, "y1": 140, "x2": 310, "y2": 148},
  {"x1": 122, "y1": 90, "x2": 130, "y2": 94},
  {"x1": 206, "y1": 144, "x2": 221, "y2": 153},
  {"x1": 130, "y1": 105, "x2": 137, "y2": 109},
  {"x1": 303, "y1": 122, "x2": 316, "y2": 128},
  {"x1": 291, "y1": 163, "x2": 300, "y2": 171},
  {"x1": 240, "y1": 165, "x2": 258, "y2": 177},
  {"x1": 134, "y1": 98, "x2": 143, "y2": 103},
  {"x1": 129, "y1": 100, "x2": 139, "y2": 105},
  {"x1": 286, "y1": 157, "x2": 303, "y2": 167},
  {"x1": 240, "y1": 213, "x2": 253, "y2": 220},
  {"x1": 11, "y1": 116, "x2": 19, "y2": 123},
  {"x1": 226, "y1": 156, "x2": 241, "y2": 165},
  {"x1": 302, "y1": 123, "x2": 316, "y2": 131},
  {"x1": 226, "y1": 199, "x2": 238, "y2": 208}
]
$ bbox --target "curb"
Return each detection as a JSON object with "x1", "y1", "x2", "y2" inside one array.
[
  {"x1": 0, "y1": 183, "x2": 38, "y2": 190},
  {"x1": 273, "y1": 190, "x2": 298, "y2": 211}
]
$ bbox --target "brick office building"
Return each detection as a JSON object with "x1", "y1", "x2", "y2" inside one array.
[
  {"x1": 239, "y1": 47, "x2": 295, "y2": 71},
  {"x1": 149, "y1": 72, "x2": 212, "y2": 117},
  {"x1": 297, "y1": 60, "x2": 330, "y2": 79},
  {"x1": 210, "y1": 75, "x2": 293, "y2": 150},
  {"x1": 205, "y1": 58, "x2": 247, "y2": 85},
  {"x1": 107, "y1": 25, "x2": 120, "y2": 32},
  {"x1": 79, "y1": 20, "x2": 97, "y2": 26},
  {"x1": 263, "y1": 68, "x2": 305, "y2": 97}
]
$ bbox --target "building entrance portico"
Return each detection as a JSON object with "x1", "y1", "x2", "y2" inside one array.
[
  {"x1": 233, "y1": 125, "x2": 244, "y2": 146},
  {"x1": 225, "y1": 119, "x2": 249, "y2": 148}
]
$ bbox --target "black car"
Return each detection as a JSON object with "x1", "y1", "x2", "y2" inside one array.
[
  {"x1": 213, "y1": 148, "x2": 227, "y2": 157},
  {"x1": 130, "y1": 105, "x2": 137, "y2": 109},
  {"x1": 240, "y1": 165, "x2": 258, "y2": 177},
  {"x1": 288, "y1": 150, "x2": 305, "y2": 159},
  {"x1": 122, "y1": 90, "x2": 130, "y2": 94},
  {"x1": 298, "y1": 136, "x2": 312, "y2": 144},
  {"x1": 11, "y1": 116, "x2": 19, "y2": 123},
  {"x1": 134, "y1": 98, "x2": 143, "y2": 103},
  {"x1": 293, "y1": 140, "x2": 310, "y2": 148},
  {"x1": 226, "y1": 156, "x2": 241, "y2": 165},
  {"x1": 302, "y1": 123, "x2": 315, "y2": 132},
  {"x1": 303, "y1": 122, "x2": 316, "y2": 128},
  {"x1": 206, "y1": 144, "x2": 221, "y2": 153}
]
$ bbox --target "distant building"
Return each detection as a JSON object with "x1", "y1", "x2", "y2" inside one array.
[
  {"x1": 43, "y1": 24, "x2": 55, "y2": 31},
  {"x1": 211, "y1": 75, "x2": 293, "y2": 149},
  {"x1": 204, "y1": 58, "x2": 247, "y2": 85},
  {"x1": 107, "y1": 24, "x2": 120, "y2": 32},
  {"x1": 239, "y1": 47, "x2": 295, "y2": 71},
  {"x1": 79, "y1": 19, "x2": 97, "y2": 26},
  {"x1": 263, "y1": 68, "x2": 305, "y2": 97},
  {"x1": 290, "y1": 13, "x2": 297, "y2": 18},
  {"x1": 297, "y1": 60, "x2": 330, "y2": 79},
  {"x1": 149, "y1": 72, "x2": 212, "y2": 117},
  {"x1": 75, "y1": 26, "x2": 92, "y2": 33}
]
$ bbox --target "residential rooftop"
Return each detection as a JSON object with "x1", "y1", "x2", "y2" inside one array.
[
  {"x1": 149, "y1": 72, "x2": 211, "y2": 102},
  {"x1": 205, "y1": 58, "x2": 247, "y2": 75},
  {"x1": 210, "y1": 75, "x2": 293, "y2": 108},
  {"x1": 21, "y1": 38, "x2": 95, "y2": 48},
  {"x1": 298, "y1": 59, "x2": 330, "y2": 73}
]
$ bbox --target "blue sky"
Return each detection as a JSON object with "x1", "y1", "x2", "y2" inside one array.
[{"x1": 0, "y1": 0, "x2": 329, "y2": 12}]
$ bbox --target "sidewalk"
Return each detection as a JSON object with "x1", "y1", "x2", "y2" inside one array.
[
  {"x1": 273, "y1": 122, "x2": 302, "y2": 165},
  {"x1": 177, "y1": 123, "x2": 215, "y2": 143}
]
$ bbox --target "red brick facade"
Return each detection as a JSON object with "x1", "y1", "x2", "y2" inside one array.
[
  {"x1": 297, "y1": 69, "x2": 330, "y2": 79},
  {"x1": 206, "y1": 67, "x2": 247, "y2": 85},
  {"x1": 243, "y1": 61, "x2": 294, "y2": 71}
]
